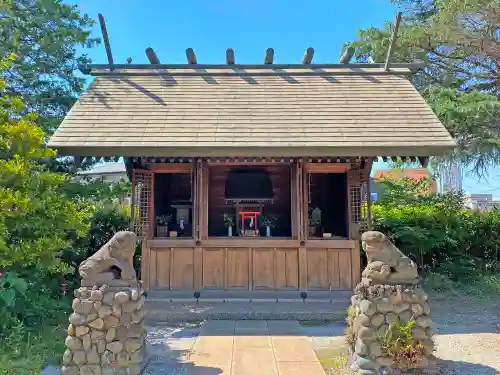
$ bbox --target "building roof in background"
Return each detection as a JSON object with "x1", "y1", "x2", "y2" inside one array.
[
  {"x1": 78, "y1": 162, "x2": 126, "y2": 175},
  {"x1": 373, "y1": 168, "x2": 432, "y2": 181},
  {"x1": 48, "y1": 66, "x2": 455, "y2": 157}
]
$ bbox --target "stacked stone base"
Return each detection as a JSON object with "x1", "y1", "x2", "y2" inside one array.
[
  {"x1": 61, "y1": 284, "x2": 146, "y2": 375},
  {"x1": 348, "y1": 284, "x2": 437, "y2": 375}
]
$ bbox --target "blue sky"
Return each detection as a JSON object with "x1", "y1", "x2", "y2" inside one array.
[{"x1": 69, "y1": 0, "x2": 500, "y2": 196}]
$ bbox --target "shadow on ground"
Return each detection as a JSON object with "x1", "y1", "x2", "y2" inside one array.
[{"x1": 437, "y1": 359, "x2": 499, "y2": 375}]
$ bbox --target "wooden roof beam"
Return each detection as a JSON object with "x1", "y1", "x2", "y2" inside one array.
[
  {"x1": 384, "y1": 12, "x2": 403, "y2": 71},
  {"x1": 97, "y1": 14, "x2": 114, "y2": 70},
  {"x1": 226, "y1": 48, "x2": 235, "y2": 65},
  {"x1": 82, "y1": 62, "x2": 424, "y2": 71},
  {"x1": 340, "y1": 46, "x2": 355, "y2": 64},
  {"x1": 186, "y1": 48, "x2": 197, "y2": 64},
  {"x1": 418, "y1": 157, "x2": 429, "y2": 168},
  {"x1": 264, "y1": 48, "x2": 274, "y2": 64},
  {"x1": 145, "y1": 47, "x2": 161, "y2": 64},
  {"x1": 302, "y1": 47, "x2": 314, "y2": 64}
]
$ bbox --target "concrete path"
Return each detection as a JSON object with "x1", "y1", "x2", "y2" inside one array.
[{"x1": 144, "y1": 320, "x2": 325, "y2": 375}]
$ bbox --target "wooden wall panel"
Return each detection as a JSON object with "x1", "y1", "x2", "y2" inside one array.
[
  {"x1": 307, "y1": 247, "x2": 355, "y2": 291},
  {"x1": 253, "y1": 249, "x2": 274, "y2": 289},
  {"x1": 171, "y1": 248, "x2": 194, "y2": 290},
  {"x1": 275, "y1": 249, "x2": 299, "y2": 289},
  {"x1": 144, "y1": 242, "x2": 357, "y2": 291},
  {"x1": 338, "y1": 251, "x2": 353, "y2": 290},
  {"x1": 328, "y1": 250, "x2": 340, "y2": 290},
  {"x1": 155, "y1": 249, "x2": 171, "y2": 289},
  {"x1": 149, "y1": 250, "x2": 158, "y2": 289},
  {"x1": 202, "y1": 248, "x2": 225, "y2": 289},
  {"x1": 226, "y1": 248, "x2": 249, "y2": 289},
  {"x1": 307, "y1": 249, "x2": 329, "y2": 290}
]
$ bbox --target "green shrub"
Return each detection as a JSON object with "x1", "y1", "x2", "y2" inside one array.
[
  {"x1": 372, "y1": 176, "x2": 500, "y2": 282},
  {"x1": 379, "y1": 320, "x2": 426, "y2": 370},
  {"x1": 344, "y1": 305, "x2": 356, "y2": 346},
  {"x1": 61, "y1": 203, "x2": 132, "y2": 290}
]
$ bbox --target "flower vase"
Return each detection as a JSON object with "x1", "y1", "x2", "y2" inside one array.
[
  {"x1": 157, "y1": 225, "x2": 168, "y2": 237},
  {"x1": 266, "y1": 226, "x2": 271, "y2": 237},
  {"x1": 228, "y1": 226, "x2": 233, "y2": 237}
]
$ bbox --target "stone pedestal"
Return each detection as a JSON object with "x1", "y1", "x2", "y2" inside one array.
[
  {"x1": 61, "y1": 284, "x2": 146, "y2": 375},
  {"x1": 348, "y1": 284, "x2": 437, "y2": 375}
]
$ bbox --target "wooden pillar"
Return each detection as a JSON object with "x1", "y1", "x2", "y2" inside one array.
[
  {"x1": 140, "y1": 240, "x2": 151, "y2": 291},
  {"x1": 352, "y1": 241, "x2": 361, "y2": 288},
  {"x1": 364, "y1": 158, "x2": 374, "y2": 231},
  {"x1": 296, "y1": 160, "x2": 308, "y2": 290},
  {"x1": 200, "y1": 160, "x2": 209, "y2": 239},
  {"x1": 193, "y1": 159, "x2": 203, "y2": 289}
]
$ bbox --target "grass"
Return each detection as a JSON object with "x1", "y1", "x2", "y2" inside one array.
[
  {"x1": 0, "y1": 325, "x2": 67, "y2": 375},
  {"x1": 423, "y1": 271, "x2": 500, "y2": 300},
  {"x1": 319, "y1": 355, "x2": 349, "y2": 370},
  {"x1": 316, "y1": 346, "x2": 350, "y2": 373}
]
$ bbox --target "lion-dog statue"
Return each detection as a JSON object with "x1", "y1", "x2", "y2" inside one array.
[
  {"x1": 360, "y1": 231, "x2": 419, "y2": 285},
  {"x1": 79, "y1": 231, "x2": 138, "y2": 287}
]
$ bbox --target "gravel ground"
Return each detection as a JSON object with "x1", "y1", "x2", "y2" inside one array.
[{"x1": 305, "y1": 296, "x2": 500, "y2": 375}]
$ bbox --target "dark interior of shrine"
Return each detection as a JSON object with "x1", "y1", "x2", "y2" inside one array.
[
  {"x1": 208, "y1": 165, "x2": 292, "y2": 237},
  {"x1": 308, "y1": 173, "x2": 348, "y2": 239},
  {"x1": 153, "y1": 172, "x2": 193, "y2": 237}
]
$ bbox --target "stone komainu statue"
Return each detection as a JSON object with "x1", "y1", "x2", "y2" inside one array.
[
  {"x1": 78, "y1": 231, "x2": 138, "y2": 287},
  {"x1": 360, "y1": 231, "x2": 419, "y2": 285}
]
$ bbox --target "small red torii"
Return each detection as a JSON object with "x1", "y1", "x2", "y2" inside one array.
[{"x1": 239, "y1": 211, "x2": 260, "y2": 235}]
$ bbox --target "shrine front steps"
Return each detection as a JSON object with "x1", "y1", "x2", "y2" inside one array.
[{"x1": 145, "y1": 290, "x2": 351, "y2": 323}]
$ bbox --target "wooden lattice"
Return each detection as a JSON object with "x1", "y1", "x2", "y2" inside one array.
[
  {"x1": 348, "y1": 169, "x2": 369, "y2": 239},
  {"x1": 132, "y1": 170, "x2": 153, "y2": 238}
]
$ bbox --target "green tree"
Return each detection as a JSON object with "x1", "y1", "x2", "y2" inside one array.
[
  {"x1": 425, "y1": 87, "x2": 500, "y2": 173},
  {"x1": 0, "y1": 0, "x2": 99, "y2": 134},
  {"x1": 346, "y1": 0, "x2": 500, "y2": 175},
  {"x1": 0, "y1": 54, "x2": 91, "y2": 278},
  {"x1": 347, "y1": 0, "x2": 499, "y2": 94}
]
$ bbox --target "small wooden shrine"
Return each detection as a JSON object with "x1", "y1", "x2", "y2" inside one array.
[{"x1": 48, "y1": 14, "x2": 455, "y2": 293}]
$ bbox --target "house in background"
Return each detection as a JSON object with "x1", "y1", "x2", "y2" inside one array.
[
  {"x1": 77, "y1": 162, "x2": 127, "y2": 183},
  {"x1": 465, "y1": 193, "x2": 500, "y2": 211},
  {"x1": 371, "y1": 168, "x2": 437, "y2": 201},
  {"x1": 77, "y1": 162, "x2": 131, "y2": 205}
]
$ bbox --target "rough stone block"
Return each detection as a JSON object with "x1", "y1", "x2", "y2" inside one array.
[
  {"x1": 73, "y1": 298, "x2": 94, "y2": 315},
  {"x1": 69, "y1": 313, "x2": 88, "y2": 326},
  {"x1": 72, "y1": 350, "x2": 86, "y2": 365},
  {"x1": 83, "y1": 333, "x2": 92, "y2": 351},
  {"x1": 88, "y1": 318, "x2": 105, "y2": 330},
  {"x1": 114, "y1": 291, "x2": 129, "y2": 304},
  {"x1": 65, "y1": 336, "x2": 83, "y2": 351},
  {"x1": 65, "y1": 282, "x2": 146, "y2": 375},
  {"x1": 61, "y1": 365, "x2": 80, "y2": 375},
  {"x1": 62, "y1": 349, "x2": 73, "y2": 365},
  {"x1": 106, "y1": 341, "x2": 124, "y2": 354}
]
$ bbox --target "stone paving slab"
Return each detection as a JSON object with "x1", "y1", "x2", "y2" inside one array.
[{"x1": 143, "y1": 320, "x2": 325, "y2": 375}]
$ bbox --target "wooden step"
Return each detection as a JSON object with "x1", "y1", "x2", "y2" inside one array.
[{"x1": 145, "y1": 299, "x2": 350, "y2": 323}]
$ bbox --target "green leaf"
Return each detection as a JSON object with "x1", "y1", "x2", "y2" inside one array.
[{"x1": 0, "y1": 288, "x2": 16, "y2": 307}]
